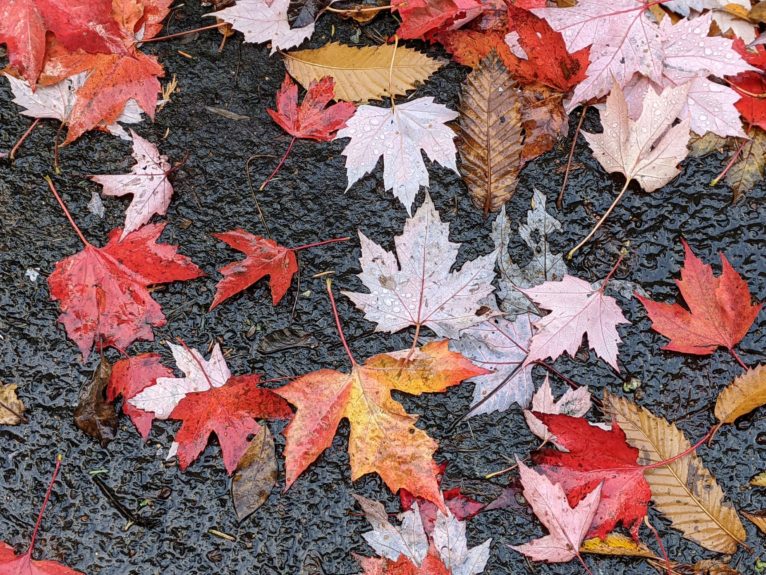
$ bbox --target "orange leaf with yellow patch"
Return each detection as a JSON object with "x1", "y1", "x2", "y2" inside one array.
[{"x1": 275, "y1": 340, "x2": 487, "y2": 508}]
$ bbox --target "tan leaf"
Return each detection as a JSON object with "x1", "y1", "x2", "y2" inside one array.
[
  {"x1": 0, "y1": 382, "x2": 25, "y2": 425},
  {"x1": 725, "y1": 128, "x2": 766, "y2": 202},
  {"x1": 751, "y1": 471, "x2": 766, "y2": 487},
  {"x1": 750, "y1": 1, "x2": 766, "y2": 23},
  {"x1": 282, "y1": 42, "x2": 443, "y2": 102},
  {"x1": 580, "y1": 533, "x2": 657, "y2": 558},
  {"x1": 602, "y1": 390, "x2": 746, "y2": 554},
  {"x1": 743, "y1": 510, "x2": 766, "y2": 534},
  {"x1": 714, "y1": 364, "x2": 766, "y2": 424},
  {"x1": 650, "y1": 559, "x2": 742, "y2": 574},
  {"x1": 688, "y1": 132, "x2": 730, "y2": 157},
  {"x1": 520, "y1": 86, "x2": 568, "y2": 163},
  {"x1": 458, "y1": 54, "x2": 523, "y2": 214}
]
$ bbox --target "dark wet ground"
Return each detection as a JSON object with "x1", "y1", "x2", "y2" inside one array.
[{"x1": 1, "y1": 2, "x2": 765, "y2": 574}]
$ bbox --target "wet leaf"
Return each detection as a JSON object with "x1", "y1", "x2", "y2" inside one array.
[
  {"x1": 725, "y1": 128, "x2": 766, "y2": 202},
  {"x1": 231, "y1": 426, "x2": 278, "y2": 522},
  {"x1": 752, "y1": 471, "x2": 766, "y2": 487},
  {"x1": 743, "y1": 509, "x2": 766, "y2": 534},
  {"x1": 603, "y1": 390, "x2": 747, "y2": 554},
  {"x1": 580, "y1": 533, "x2": 657, "y2": 559},
  {"x1": 715, "y1": 364, "x2": 766, "y2": 424},
  {"x1": 0, "y1": 382, "x2": 26, "y2": 426},
  {"x1": 74, "y1": 357, "x2": 117, "y2": 448},
  {"x1": 524, "y1": 374, "x2": 591, "y2": 443},
  {"x1": 258, "y1": 327, "x2": 319, "y2": 354},
  {"x1": 283, "y1": 42, "x2": 443, "y2": 102}
]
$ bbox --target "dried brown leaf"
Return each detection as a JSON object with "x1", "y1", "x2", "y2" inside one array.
[
  {"x1": 743, "y1": 509, "x2": 766, "y2": 534},
  {"x1": 715, "y1": 364, "x2": 766, "y2": 424},
  {"x1": 725, "y1": 129, "x2": 766, "y2": 202},
  {"x1": 520, "y1": 86, "x2": 568, "y2": 163},
  {"x1": 458, "y1": 54, "x2": 523, "y2": 214},
  {"x1": 283, "y1": 42, "x2": 443, "y2": 102},
  {"x1": 74, "y1": 357, "x2": 117, "y2": 448},
  {"x1": 751, "y1": 471, "x2": 766, "y2": 487},
  {"x1": 0, "y1": 382, "x2": 26, "y2": 425},
  {"x1": 580, "y1": 533, "x2": 657, "y2": 558},
  {"x1": 231, "y1": 426, "x2": 278, "y2": 521},
  {"x1": 602, "y1": 390, "x2": 746, "y2": 554}
]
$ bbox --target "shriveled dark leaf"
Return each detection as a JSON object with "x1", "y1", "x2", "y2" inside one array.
[
  {"x1": 231, "y1": 426, "x2": 278, "y2": 522},
  {"x1": 74, "y1": 357, "x2": 117, "y2": 447},
  {"x1": 258, "y1": 327, "x2": 319, "y2": 354},
  {"x1": 300, "y1": 550, "x2": 326, "y2": 575}
]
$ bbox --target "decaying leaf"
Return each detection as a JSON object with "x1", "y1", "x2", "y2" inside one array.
[
  {"x1": 0, "y1": 382, "x2": 26, "y2": 426},
  {"x1": 743, "y1": 509, "x2": 766, "y2": 534},
  {"x1": 524, "y1": 375, "x2": 591, "y2": 443},
  {"x1": 580, "y1": 533, "x2": 657, "y2": 559},
  {"x1": 283, "y1": 42, "x2": 443, "y2": 102},
  {"x1": 257, "y1": 327, "x2": 319, "y2": 354},
  {"x1": 231, "y1": 426, "x2": 278, "y2": 521},
  {"x1": 602, "y1": 390, "x2": 747, "y2": 554},
  {"x1": 714, "y1": 364, "x2": 766, "y2": 425},
  {"x1": 751, "y1": 471, "x2": 766, "y2": 487},
  {"x1": 74, "y1": 357, "x2": 117, "y2": 448},
  {"x1": 457, "y1": 53, "x2": 523, "y2": 214}
]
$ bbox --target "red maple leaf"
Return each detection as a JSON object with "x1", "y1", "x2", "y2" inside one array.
[
  {"x1": 729, "y1": 40, "x2": 766, "y2": 131},
  {"x1": 267, "y1": 74, "x2": 356, "y2": 141},
  {"x1": 108, "y1": 353, "x2": 173, "y2": 439},
  {"x1": 356, "y1": 547, "x2": 451, "y2": 575},
  {"x1": 168, "y1": 375, "x2": 293, "y2": 474},
  {"x1": 47, "y1": 180, "x2": 202, "y2": 360},
  {"x1": 0, "y1": 457, "x2": 83, "y2": 575},
  {"x1": 531, "y1": 413, "x2": 651, "y2": 539},
  {"x1": 392, "y1": 0, "x2": 485, "y2": 40},
  {"x1": 636, "y1": 239, "x2": 761, "y2": 364}
]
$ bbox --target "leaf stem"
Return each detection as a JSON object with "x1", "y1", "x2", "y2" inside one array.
[
  {"x1": 599, "y1": 251, "x2": 625, "y2": 293},
  {"x1": 556, "y1": 105, "x2": 587, "y2": 210},
  {"x1": 644, "y1": 516, "x2": 672, "y2": 575},
  {"x1": 711, "y1": 138, "x2": 747, "y2": 186},
  {"x1": 388, "y1": 35, "x2": 399, "y2": 113},
  {"x1": 567, "y1": 178, "x2": 632, "y2": 260},
  {"x1": 729, "y1": 348, "x2": 749, "y2": 371},
  {"x1": 260, "y1": 136, "x2": 296, "y2": 192},
  {"x1": 291, "y1": 236, "x2": 351, "y2": 251},
  {"x1": 139, "y1": 23, "x2": 225, "y2": 43},
  {"x1": 325, "y1": 279, "x2": 356, "y2": 365},
  {"x1": 27, "y1": 454, "x2": 63, "y2": 556},
  {"x1": 176, "y1": 338, "x2": 216, "y2": 390},
  {"x1": 45, "y1": 176, "x2": 90, "y2": 246},
  {"x1": 641, "y1": 427, "x2": 714, "y2": 471},
  {"x1": 10, "y1": 118, "x2": 41, "y2": 161},
  {"x1": 575, "y1": 552, "x2": 595, "y2": 575}
]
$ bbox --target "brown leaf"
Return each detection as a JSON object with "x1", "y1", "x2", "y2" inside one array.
[
  {"x1": 0, "y1": 382, "x2": 26, "y2": 425},
  {"x1": 751, "y1": 471, "x2": 766, "y2": 487},
  {"x1": 743, "y1": 509, "x2": 766, "y2": 534},
  {"x1": 74, "y1": 357, "x2": 117, "y2": 448},
  {"x1": 231, "y1": 426, "x2": 278, "y2": 521},
  {"x1": 602, "y1": 390, "x2": 746, "y2": 554},
  {"x1": 283, "y1": 42, "x2": 443, "y2": 102},
  {"x1": 520, "y1": 86, "x2": 569, "y2": 163},
  {"x1": 714, "y1": 364, "x2": 766, "y2": 424},
  {"x1": 458, "y1": 54, "x2": 523, "y2": 214},
  {"x1": 580, "y1": 533, "x2": 657, "y2": 559},
  {"x1": 725, "y1": 128, "x2": 766, "y2": 202},
  {"x1": 750, "y1": 1, "x2": 766, "y2": 23},
  {"x1": 649, "y1": 559, "x2": 742, "y2": 574}
]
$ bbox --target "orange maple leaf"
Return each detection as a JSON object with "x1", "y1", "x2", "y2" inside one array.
[{"x1": 276, "y1": 340, "x2": 487, "y2": 507}]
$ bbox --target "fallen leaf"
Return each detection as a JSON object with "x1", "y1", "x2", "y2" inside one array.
[
  {"x1": 107, "y1": 353, "x2": 173, "y2": 439},
  {"x1": 728, "y1": 41, "x2": 766, "y2": 131},
  {"x1": 257, "y1": 327, "x2": 319, "y2": 354},
  {"x1": 48, "y1": 222, "x2": 203, "y2": 360},
  {"x1": 354, "y1": 495, "x2": 428, "y2": 566},
  {"x1": 276, "y1": 341, "x2": 487, "y2": 506},
  {"x1": 751, "y1": 471, "x2": 766, "y2": 487},
  {"x1": 457, "y1": 53, "x2": 523, "y2": 214},
  {"x1": 210, "y1": 230, "x2": 298, "y2": 309},
  {"x1": 336, "y1": 99, "x2": 459, "y2": 213},
  {"x1": 725, "y1": 128, "x2": 766, "y2": 201},
  {"x1": 0, "y1": 383, "x2": 26, "y2": 426},
  {"x1": 91, "y1": 131, "x2": 173, "y2": 239},
  {"x1": 580, "y1": 533, "x2": 657, "y2": 559},
  {"x1": 532, "y1": 413, "x2": 652, "y2": 539},
  {"x1": 207, "y1": 0, "x2": 314, "y2": 53},
  {"x1": 267, "y1": 74, "x2": 355, "y2": 141},
  {"x1": 603, "y1": 390, "x2": 746, "y2": 554},
  {"x1": 231, "y1": 426, "x2": 278, "y2": 521},
  {"x1": 74, "y1": 357, "x2": 117, "y2": 447},
  {"x1": 522, "y1": 274, "x2": 630, "y2": 371},
  {"x1": 283, "y1": 43, "x2": 443, "y2": 103},
  {"x1": 524, "y1": 375, "x2": 591, "y2": 443},
  {"x1": 356, "y1": 547, "x2": 450, "y2": 574},
  {"x1": 743, "y1": 509, "x2": 766, "y2": 534},
  {"x1": 714, "y1": 364, "x2": 766, "y2": 424},
  {"x1": 636, "y1": 239, "x2": 761, "y2": 357},
  {"x1": 511, "y1": 460, "x2": 602, "y2": 563},
  {"x1": 391, "y1": 0, "x2": 484, "y2": 39},
  {"x1": 343, "y1": 193, "x2": 496, "y2": 338}
]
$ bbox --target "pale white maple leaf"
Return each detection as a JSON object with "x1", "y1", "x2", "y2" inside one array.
[
  {"x1": 354, "y1": 495, "x2": 429, "y2": 564},
  {"x1": 522, "y1": 275, "x2": 630, "y2": 371},
  {"x1": 207, "y1": 0, "x2": 314, "y2": 54},
  {"x1": 664, "y1": 0, "x2": 756, "y2": 42},
  {"x1": 511, "y1": 460, "x2": 602, "y2": 563},
  {"x1": 432, "y1": 511, "x2": 491, "y2": 575},
  {"x1": 129, "y1": 343, "x2": 231, "y2": 420},
  {"x1": 582, "y1": 81, "x2": 691, "y2": 193},
  {"x1": 533, "y1": 0, "x2": 664, "y2": 108},
  {"x1": 335, "y1": 98, "x2": 459, "y2": 214},
  {"x1": 342, "y1": 193, "x2": 496, "y2": 339},
  {"x1": 6, "y1": 73, "x2": 144, "y2": 140},
  {"x1": 452, "y1": 315, "x2": 535, "y2": 417},
  {"x1": 493, "y1": 190, "x2": 567, "y2": 318},
  {"x1": 523, "y1": 375, "x2": 592, "y2": 443},
  {"x1": 90, "y1": 130, "x2": 173, "y2": 239}
]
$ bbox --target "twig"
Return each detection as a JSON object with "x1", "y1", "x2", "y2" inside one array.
[
  {"x1": 567, "y1": 178, "x2": 632, "y2": 259},
  {"x1": 10, "y1": 118, "x2": 41, "y2": 161},
  {"x1": 556, "y1": 106, "x2": 587, "y2": 210}
]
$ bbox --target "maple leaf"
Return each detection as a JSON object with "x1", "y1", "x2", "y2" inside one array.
[
  {"x1": 523, "y1": 375, "x2": 591, "y2": 443},
  {"x1": 168, "y1": 373, "x2": 292, "y2": 474},
  {"x1": 729, "y1": 40, "x2": 766, "y2": 131},
  {"x1": 343, "y1": 194, "x2": 495, "y2": 338},
  {"x1": 391, "y1": 0, "x2": 489, "y2": 40},
  {"x1": 532, "y1": 413, "x2": 651, "y2": 539},
  {"x1": 129, "y1": 342, "x2": 231, "y2": 420},
  {"x1": 107, "y1": 353, "x2": 173, "y2": 439},
  {"x1": 276, "y1": 341, "x2": 487, "y2": 506},
  {"x1": 90, "y1": 131, "x2": 173, "y2": 239},
  {"x1": 267, "y1": 74, "x2": 355, "y2": 141},
  {"x1": 335, "y1": 99, "x2": 459, "y2": 214},
  {"x1": 452, "y1": 315, "x2": 535, "y2": 417},
  {"x1": 522, "y1": 275, "x2": 630, "y2": 371},
  {"x1": 208, "y1": 0, "x2": 315, "y2": 54},
  {"x1": 511, "y1": 460, "x2": 601, "y2": 563},
  {"x1": 636, "y1": 239, "x2": 761, "y2": 360},
  {"x1": 48, "y1": 204, "x2": 203, "y2": 360}
]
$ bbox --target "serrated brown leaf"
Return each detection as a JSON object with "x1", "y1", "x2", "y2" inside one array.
[
  {"x1": 715, "y1": 364, "x2": 766, "y2": 425},
  {"x1": 0, "y1": 383, "x2": 25, "y2": 425},
  {"x1": 283, "y1": 42, "x2": 443, "y2": 102},
  {"x1": 458, "y1": 54, "x2": 523, "y2": 215},
  {"x1": 580, "y1": 533, "x2": 657, "y2": 559},
  {"x1": 602, "y1": 390, "x2": 746, "y2": 554},
  {"x1": 725, "y1": 129, "x2": 766, "y2": 202}
]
